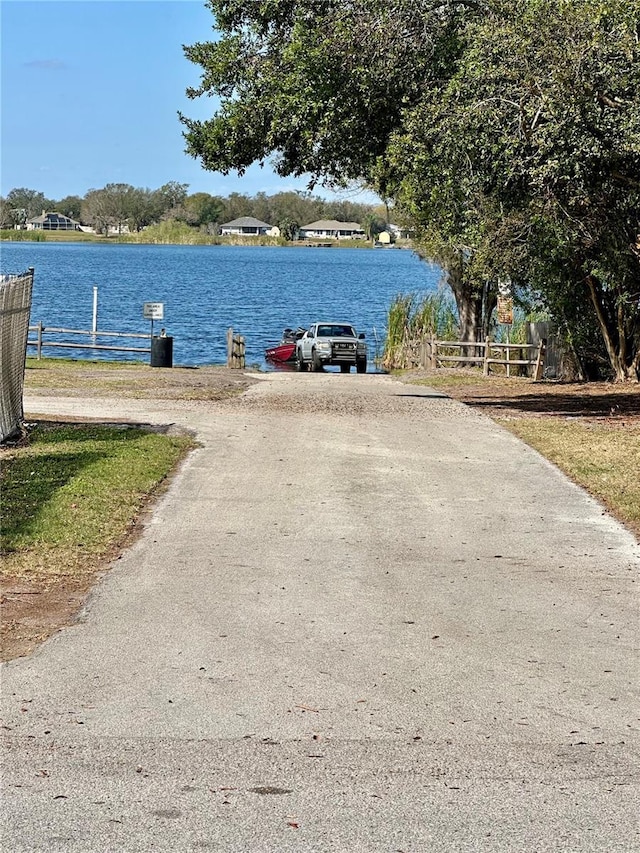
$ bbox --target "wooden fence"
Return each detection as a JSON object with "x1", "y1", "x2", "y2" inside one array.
[
  {"x1": 27, "y1": 323, "x2": 152, "y2": 357},
  {"x1": 392, "y1": 336, "x2": 547, "y2": 379}
]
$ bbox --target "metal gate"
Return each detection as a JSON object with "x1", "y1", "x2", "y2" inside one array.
[{"x1": 1, "y1": 268, "x2": 35, "y2": 442}]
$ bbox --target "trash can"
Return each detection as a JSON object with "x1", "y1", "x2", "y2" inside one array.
[{"x1": 150, "y1": 335, "x2": 173, "y2": 368}]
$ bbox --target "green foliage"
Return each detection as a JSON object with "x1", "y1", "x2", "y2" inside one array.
[
  {"x1": 278, "y1": 216, "x2": 299, "y2": 241},
  {"x1": 182, "y1": 192, "x2": 224, "y2": 227},
  {"x1": 362, "y1": 212, "x2": 387, "y2": 242},
  {"x1": 389, "y1": 0, "x2": 640, "y2": 377},
  {"x1": 3, "y1": 184, "x2": 382, "y2": 244},
  {"x1": 56, "y1": 195, "x2": 83, "y2": 221},
  {"x1": 5, "y1": 188, "x2": 52, "y2": 226},
  {"x1": 386, "y1": 294, "x2": 415, "y2": 351}
]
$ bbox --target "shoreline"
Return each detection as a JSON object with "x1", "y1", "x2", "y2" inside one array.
[{"x1": 0, "y1": 231, "x2": 412, "y2": 250}]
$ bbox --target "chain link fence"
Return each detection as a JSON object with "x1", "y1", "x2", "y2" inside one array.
[{"x1": 1, "y1": 267, "x2": 35, "y2": 442}]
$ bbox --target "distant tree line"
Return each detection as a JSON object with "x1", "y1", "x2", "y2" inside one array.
[{"x1": 0, "y1": 184, "x2": 386, "y2": 239}]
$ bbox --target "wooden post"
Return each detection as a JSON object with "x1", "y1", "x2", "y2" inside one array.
[
  {"x1": 483, "y1": 337, "x2": 491, "y2": 376},
  {"x1": 430, "y1": 334, "x2": 438, "y2": 369},
  {"x1": 226, "y1": 327, "x2": 233, "y2": 367},
  {"x1": 533, "y1": 338, "x2": 547, "y2": 381},
  {"x1": 228, "y1": 332, "x2": 245, "y2": 368},
  {"x1": 506, "y1": 330, "x2": 510, "y2": 378},
  {"x1": 37, "y1": 321, "x2": 43, "y2": 359}
]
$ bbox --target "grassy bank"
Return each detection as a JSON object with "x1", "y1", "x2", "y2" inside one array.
[{"x1": 1, "y1": 423, "x2": 196, "y2": 587}]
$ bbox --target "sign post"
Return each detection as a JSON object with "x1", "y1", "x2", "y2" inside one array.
[
  {"x1": 143, "y1": 302, "x2": 164, "y2": 339},
  {"x1": 497, "y1": 279, "x2": 513, "y2": 377}
]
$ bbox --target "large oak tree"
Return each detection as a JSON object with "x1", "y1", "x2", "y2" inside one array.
[
  {"x1": 181, "y1": 0, "x2": 639, "y2": 380},
  {"x1": 389, "y1": 0, "x2": 640, "y2": 380}
]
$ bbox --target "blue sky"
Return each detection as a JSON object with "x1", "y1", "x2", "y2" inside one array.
[{"x1": 1, "y1": 0, "x2": 374, "y2": 202}]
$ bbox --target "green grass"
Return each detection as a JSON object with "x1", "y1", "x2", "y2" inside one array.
[
  {"x1": 1, "y1": 423, "x2": 196, "y2": 583},
  {"x1": 24, "y1": 358, "x2": 147, "y2": 392},
  {"x1": 1, "y1": 229, "x2": 47, "y2": 241},
  {"x1": 119, "y1": 221, "x2": 221, "y2": 244},
  {"x1": 2, "y1": 228, "x2": 383, "y2": 248}
]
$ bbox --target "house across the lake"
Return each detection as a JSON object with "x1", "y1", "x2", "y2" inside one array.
[
  {"x1": 220, "y1": 216, "x2": 273, "y2": 236},
  {"x1": 27, "y1": 212, "x2": 82, "y2": 231},
  {"x1": 299, "y1": 220, "x2": 366, "y2": 241}
]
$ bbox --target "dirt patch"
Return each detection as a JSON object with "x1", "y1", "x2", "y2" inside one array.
[
  {"x1": 408, "y1": 369, "x2": 640, "y2": 425},
  {"x1": 23, "y1": 362, "x2": 261, "y2": 401},
  {"x1": 0, "y1": 578, "x2": 95, "y2": 661}
]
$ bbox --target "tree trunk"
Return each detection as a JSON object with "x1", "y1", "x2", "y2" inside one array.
[
  {"x1": 447, "y1": 265, "x2": 483, "y2": 343},
  {"x1": 586, "y1": 275, "x2": 640, "y2": 382}
]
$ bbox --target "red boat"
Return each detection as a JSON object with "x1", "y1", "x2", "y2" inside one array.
[{"x1": 265, "y1": 327, "x2": 305, "y2": 363}]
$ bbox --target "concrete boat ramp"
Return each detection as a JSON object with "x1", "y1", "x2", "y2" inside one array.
[{"x1": 2, "y1": 373, "x2": 638, "y2": 851}]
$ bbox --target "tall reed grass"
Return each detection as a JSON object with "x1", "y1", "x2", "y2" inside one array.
[
  {"x1": 0, "y1": 229, "x2": 46, "y2": 241},
  {"x1": 383, "y1": 292, "x2": 458, "y2": 368},
  {"x1": 119, "y1": 221, "x2": 220, "y2": 245}
]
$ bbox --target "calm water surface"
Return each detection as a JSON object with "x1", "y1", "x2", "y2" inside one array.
[{"x1": 1, "y1": 242, "x2": 441, "y2": 368}]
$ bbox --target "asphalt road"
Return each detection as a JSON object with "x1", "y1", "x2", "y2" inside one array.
[{"x1": 2, "y1": 372, "x2": 639, "y2": 852}]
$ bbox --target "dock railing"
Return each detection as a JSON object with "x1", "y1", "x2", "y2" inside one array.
[
  {"x1": 394, "y1": 335, "x2": 547, "y2": 379},
  {"x1": 27, "y1": 322, "x2": 152, "y2": 358}
]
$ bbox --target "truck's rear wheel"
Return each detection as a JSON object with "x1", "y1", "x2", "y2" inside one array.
[
  {"x1": 356, "y1": 358, "x2": 367, "y2": 374},
  {"x1": 340, "y1": 363, "x2": 351, "y2": 373}
]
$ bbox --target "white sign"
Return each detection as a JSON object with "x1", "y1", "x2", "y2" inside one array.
[{"x1": 143, "y1": 302, "x2": 164, "y2": 320}]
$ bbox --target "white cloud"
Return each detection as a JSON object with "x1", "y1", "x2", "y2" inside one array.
[{"x1": 24, "y1": 59, "x2": 67, "y2": 70}]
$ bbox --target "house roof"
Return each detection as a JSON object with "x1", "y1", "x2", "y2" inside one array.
[
  {"x1": 28, "y1": 212, "x2": 80, "y2": 225},
  {"x1": 220, "y1": 216, "x2": 272, "y2": 228},
  {"x1": 301, "y1": 220, "x2": 364, "y2": 231}
]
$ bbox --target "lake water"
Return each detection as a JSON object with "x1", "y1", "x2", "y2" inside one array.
[{"x1": 1, "y1": 242, "x2": 441, "y2": 368}]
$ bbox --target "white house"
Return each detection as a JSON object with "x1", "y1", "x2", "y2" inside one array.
[
  {"x1": 27, "y1": 212, "x2": 82, "y2": 231},
  {"x1": 220, "y1": 216, "x2": 273, "y2": 236},
  {"x1": 299, "y1": 220, "x2": 366, "y2": 240}
]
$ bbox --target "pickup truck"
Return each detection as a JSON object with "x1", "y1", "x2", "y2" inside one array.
[{"x1": 295, "y1": 322, "x2": 367, "y2": 373}]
